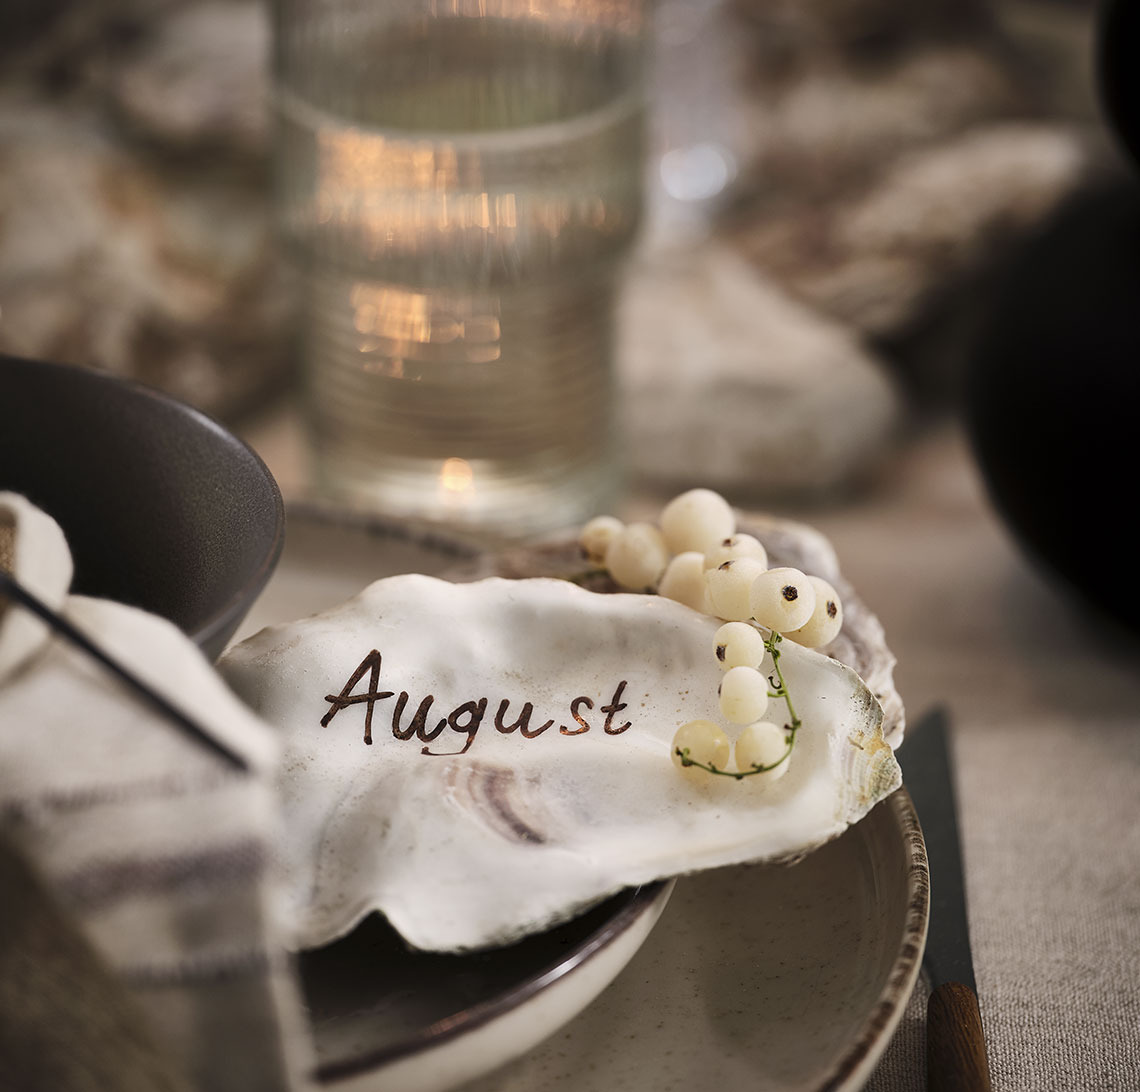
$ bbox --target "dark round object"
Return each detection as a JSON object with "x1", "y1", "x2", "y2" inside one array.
[
  {"x1": 963, "y1": 179, "x2": 1140, "y2": 635},
  {"x1": 0, "y1": 355, "x2": 284, "y2": 659},
  {"x1": 1096, "y1": 0, "x2": 1140, "y2": 174}
]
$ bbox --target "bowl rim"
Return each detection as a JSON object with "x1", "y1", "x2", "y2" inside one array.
[
  {"x1": 310, "y1": 879, "x2": 673, "y2": 1083},
  {"x1": 0, "y1": 354, "x2": 286, "y2": 654}
]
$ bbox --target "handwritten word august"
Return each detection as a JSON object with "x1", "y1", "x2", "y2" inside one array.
[{"x1": 321, "y1": 650, "x2": 632, "y2": 757}]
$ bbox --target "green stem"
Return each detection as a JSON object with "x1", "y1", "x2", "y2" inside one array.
[
  {"x1": 564, "y1": 567, "x2": 608, "y2": 586},
  {"x1": 764, "y1": 630, "x2": 801, "y2": 737},
  {"x1": 678, "y1": 629, "x2": 802, "y2": 781},
  {"x1": 675, "y1": 744, "x2": 793, "y2": 780}
]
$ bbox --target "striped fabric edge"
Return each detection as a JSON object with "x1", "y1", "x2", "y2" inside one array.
[
  {"x1": 0, "y1": 507, "x2": 14, "y2": 624},
  {"x1": 56, "y1": 836, "x2": 269, "y2": 912},
  {"x1": 0, "y1": 767, "x2": 243, "y2": 821},
  {"x1": 118, "y1": 944, "x2": 289, "y2": 988}
]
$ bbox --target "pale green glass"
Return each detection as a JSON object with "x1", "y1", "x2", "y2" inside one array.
[{"x1": 273, "y1": 0, "x2": 648, "y2": 534}]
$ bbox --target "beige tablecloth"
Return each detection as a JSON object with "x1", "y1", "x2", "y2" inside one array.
[
  {"x1": 240, "y1": 414, "x2": 1140, "y2": 1091},
  {"x1": 820, "y1": 427, "x2": 1140, "y2": 1092}
]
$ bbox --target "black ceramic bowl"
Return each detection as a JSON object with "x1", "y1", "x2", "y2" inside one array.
[
  {"x1": 0, "y1": 355, "x2": 284, "y2": 659},
  {"x1": 964, "y1": 179, "x2": 1140, "y2": 638},
  {"x1": 964, "y1": 0, "x2": 1140, "y2": 639}
]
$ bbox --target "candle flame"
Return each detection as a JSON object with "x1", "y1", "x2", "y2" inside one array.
[{"x1": 440, "y1": 457, "x2": 475, "y2": 494}]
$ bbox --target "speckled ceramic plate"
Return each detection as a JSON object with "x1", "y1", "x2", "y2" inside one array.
[
  {"x1": 232, "y1": 507, "x2": 929, "y2": 1092},
  {"x1": 446, "y1": 787, "x2": 927, "y2": 1092},
  {"x1": 293, "y1": 790, "x2": 925, "y2": 1092}
]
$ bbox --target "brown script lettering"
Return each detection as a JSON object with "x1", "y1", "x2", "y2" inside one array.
[
  {"x1": 601, "y1": 681, "x2": 632, "y2": 735},
  {"x1": 322, "y1": 651, "x2": 631, "y2": 756},
  {"x1": 321, "y1": 649, "x2": 392, "y2": 745}
]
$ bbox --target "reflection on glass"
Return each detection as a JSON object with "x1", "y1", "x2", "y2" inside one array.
[{"x1": 275, "y1": 0, "x2": 646, "y2": 531}]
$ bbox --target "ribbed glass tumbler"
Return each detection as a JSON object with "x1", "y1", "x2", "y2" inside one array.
[{"x1": 273, "y1": 0, "x2": 649, "y2": 534}]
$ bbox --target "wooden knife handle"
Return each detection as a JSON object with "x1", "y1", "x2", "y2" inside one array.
[{"x1": 927, "y1": 981, "x2": 993, "y2": 1092}]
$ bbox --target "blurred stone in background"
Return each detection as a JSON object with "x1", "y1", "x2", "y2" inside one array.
[
  {"x1": 0, "y1": 0, "x2": 1116, "y2": 499},
  {"x1": 620, "y1": 243, "x2": 902, "y2": 500},
  {"x1": 721, "y1": 0, "x2": 1106, "y2": 408},
  {"x1": 626, "y1": 0, "x2": 1108, "y2": 497},
  {"x1": 0, "y1": 0, "x2": 292, "y2": 419}
]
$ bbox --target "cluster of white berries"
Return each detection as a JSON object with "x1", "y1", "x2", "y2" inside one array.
[
  {"x1": 578, "y1": 487, "x2": 846, "y2": 782},
  {"x1": 578, "y1": 488, "x2": 844, "y2": 648},
  {"x1": 672, "y1": 622, "x2": 791, "y2": 781}
]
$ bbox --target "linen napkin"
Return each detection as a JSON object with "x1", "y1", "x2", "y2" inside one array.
[{"x1": 0, "y1": 492, "x2": 315, "y2": 1092}]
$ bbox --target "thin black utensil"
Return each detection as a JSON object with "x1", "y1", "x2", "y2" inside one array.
[
  {"x1": 898, "y1": 706, "x2": 992, "y2": 1092},
  {"x1": 0, "y1": 570, "x2": 248, "y2": 773}
]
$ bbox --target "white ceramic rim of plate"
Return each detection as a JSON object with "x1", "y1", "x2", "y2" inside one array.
[
  {"x1": 315, "y1": 880, "x2": 675, "y2": 1087},
  {"x1": 823, "y1": 787, "x2": 929, "y2": 1091}
]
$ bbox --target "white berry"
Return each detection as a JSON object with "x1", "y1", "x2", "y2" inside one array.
[
  {"x1": 734, "y1": 721, "x2": 791, "y2": 780},
  {"x1": 785, "y1": 576, "x2": 844, "y2": 648},
  {"x1": 706, "y1": 557, "x2": 767, "y2": 621},
  {"x1": 718, "y1": 666, "x2": 770, "y2": 724},
  {"x1": 671, "y1": 719, "x2": 731, "y2": 772},
  {"x1": 657, "y1": 551, "x2": 710, "y2": 613},
  {"x1": 713, "y1": 621, "x2": 767, "y2": 672},
  {"x1": 579, "y1": 515, "x2": 624, "y2": 566},
  {"x1": 660, "y1": 488, "x2": 735, "y2": 555},
  {"x1": 749, "y1": 566, "x2": 816, "y2": 633},
  {"x1": 604, "y1": 522, "x2": 668, "y2": 592},
  {"x1": 703, "y1": 533, "x2": 768, "y2": 572}
]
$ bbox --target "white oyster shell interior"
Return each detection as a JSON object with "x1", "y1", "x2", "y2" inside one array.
[{"x1": 220, "y1": 574, "x2": 899, "y2": 952}]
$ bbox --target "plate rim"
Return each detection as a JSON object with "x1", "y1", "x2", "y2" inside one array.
[
  {"x1": 816, "y1": 787, "x2": 929, "y2": 1091},
  {"x1": 313, "y1": 879, "x2": 674, "y2": 1084}
]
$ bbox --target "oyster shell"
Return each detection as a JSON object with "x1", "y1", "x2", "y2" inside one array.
[{"x1": 220, "y1": 572, "x2": 900, "y2": 953}]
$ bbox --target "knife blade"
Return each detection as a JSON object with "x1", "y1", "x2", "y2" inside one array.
[{"x1": 897, "y1": 707, "x2": 993, "y2": 1092}]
